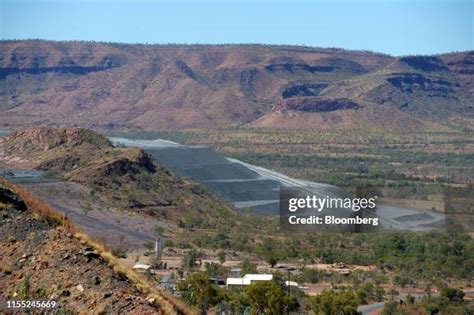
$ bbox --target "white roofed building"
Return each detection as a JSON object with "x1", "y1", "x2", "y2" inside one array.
[
  {"x1": 133, "y1": 262, "x2": 151, "y2": 271},
  {"x1": 226, "y1": 274, "x2": 273, "y2": 287},
  {"x1": 285, "y1": 280, "x2": 298, "y2": 287}
]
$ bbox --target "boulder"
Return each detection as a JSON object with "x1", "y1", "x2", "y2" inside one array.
[{"x1": 0, "y1": 188, "x2": 27, "y2": 211}]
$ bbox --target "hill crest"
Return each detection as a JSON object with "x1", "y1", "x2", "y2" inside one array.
[{"x1": 0, "y1": 40, "x2": 472, "y2": 131}]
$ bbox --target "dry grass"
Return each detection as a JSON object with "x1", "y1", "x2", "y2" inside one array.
[
  {"x1": 1, "y1": 177, "x2": 79, "y2": 232},
  {"x1": 74, "y1": 233, "x2": 193, "y2": 315},
  {"x1": 0, "y1": 176, "x2": 195, "y2": 315}
]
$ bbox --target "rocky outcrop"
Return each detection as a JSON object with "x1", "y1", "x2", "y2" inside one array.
[
  {"x1": 0, "y1": 65, "x2": 114, "y2": 80},
  {"x1": 275, "y1": 97, "x2": 361, "y2": 113},
  {"x1": 399, "y1": 56, "x2": 448, "y2": 72},
  {"x1": 5, "y1": 128, "x2": 112, "y2": 152},
  {"x1": 282, "y1": 83, "x2": 328, "y2": 98},
  {"x1": 265, "y1": 63, "x2": 334, "y2": 73},
  {"x1": 0, "y1": 187, "x2": 27, "y2": 212},
  {"x1": 442, "y1": 52, "x2": 474, "y2": 75},
  {"x1": 0, "y1": 50, "x2": 125, "y2": 79},
  {"x1": 83, "y1": 150, "x2": 157, "y2": 181},
  {"x1": 386, "y1": 73, "x2": 455, "y2": 94},
  {"x1": 266, "y1": 57, "x2": 366, "y2": 75},
  {"x1": 314, "y1": 57, "x2": 366, "y2": 73}
]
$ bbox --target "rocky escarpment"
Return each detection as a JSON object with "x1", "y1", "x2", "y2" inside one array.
[
  {"x1": 274, "y1": 97, "x2": 361, "y2": 113},
  {"x1": 0, "y1": 64, "x2": 117, "y2": 80},
  {"x1": 265, "y1": 62, "x2": 334, "y2": 73},
  {"x1": 64, "y1": 147, "x2": 160, "y2": 185},
  {"x1": 4, "y1": 128, "x2": 112, "y2": 152},
  {"x1": 0, "y1": 48, "x2": 127, "y2": 79},
  {"x1": 399, "y1": 56, "x2": 449, "y2": 72},
  {"x1": 386, "y1": 73, "x2": 456, "y2": 95},
  {"x1": 314, "y1": 57, "x2": 366, "y2": 73},
  {"x1": 0, "y1": 40, "x2": 472, "y2": 130},
  {"x1": 265, "y1": 57, "x2": 366, "y2": 75},
  {"x1": 281, "y1": 83, "x2": 328, "y2": 98},
  {"x1": 0, "y1": 128, "x2": 112, "y2": 167},
  {"x1": 0, "y1": 127, "x2": 156, "y2": 185},
  {"x1": 443, "y1": 52, "x2": 474, "y2": 75}
]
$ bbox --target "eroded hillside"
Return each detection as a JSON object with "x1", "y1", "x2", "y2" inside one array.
[
  {"x1": 0, "y1": 183, "x2": 191, "y2": 314},
  {"x1": 0, "y1": 41, "x2": 472, "y2": 130}
]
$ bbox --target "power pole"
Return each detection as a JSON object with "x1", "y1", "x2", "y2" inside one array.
[{"x1": 155, "y1": 237, "x2": 162, "y2": 266}]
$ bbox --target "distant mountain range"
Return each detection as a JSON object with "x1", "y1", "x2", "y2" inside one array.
[{"x1": 1, "y1": 40, "x2": 473, "y2": 131}]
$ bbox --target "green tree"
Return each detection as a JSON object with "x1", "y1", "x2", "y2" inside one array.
[
  {"x1": 393, "y1": 274, "x2": 409, "y2": 288},
  {"x1": 182, "y1": 249, "x2": 200, "y2": 270},
  {"x1": 204, "y1": 262, "x2": 228, "y2": 279},
  {"x1": 381, "y1": 301, "x2": 407, "y2": 315},
  {"x1": 238, "y1": 259, "x2": 258, "y2": 275},
  {"x1": 266, "y1": 256, "x2": 278, "y2": 268},
  {"x1": 375, "y1": 286, "x2": 386, "y2": 302},
  {"x1": 217, "y1": 251, "x2": 226, "y2": 264},
  {"x1": 177, "y1": 272, "x2": 224, "y2": 315},
  {"x1": 225, "y1": 290, "x2": 250, "y2": 314},
  {"x1": 356, "y1": 282, "x2": 375, "y2": 304},
  {"x1": 301, "y1": 268, "x2": 323, "y2": 284},
  {"x1": 440, "y1": 287, "x2": 464, "y2": 302},
  {"x1": 310, "y1": 290, "x2": 360, "y2": 315},
  {"x1": 244, "y1": 281, "x2": 286, "y2": 315}
]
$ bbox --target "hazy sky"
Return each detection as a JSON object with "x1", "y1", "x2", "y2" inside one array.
[{"x1": 1, "y1": 0, "x2": 472, "y2": 56}]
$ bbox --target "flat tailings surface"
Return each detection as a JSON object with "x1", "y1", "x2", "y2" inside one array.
[
  {"x1": 145, "y1": 146, "x2": 280, "y2": 212},
  {"x1": 110, "y1": 137, "x2": 447, "y2": 230},
  {"x1": 147, "y1": 147, "x2": 229, "y2": 167}
]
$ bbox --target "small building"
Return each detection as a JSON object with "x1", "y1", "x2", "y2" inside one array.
[
  {"x1": 285, "y1": 280, "x2": 299, "y2": 287},
  {"x1": 226, "y1": 274, "x2": 273, "y2": 288},
  {"x1": 133, "y1": 262, "x2": 151, "y2": 272}
]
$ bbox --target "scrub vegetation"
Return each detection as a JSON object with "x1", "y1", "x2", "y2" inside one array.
[
  {"x1": 2, "y1": 128, "x2": 473, "y2": 314},
  {"x1": 120, "y1": 128, "x2": 473, "y2": 210}
]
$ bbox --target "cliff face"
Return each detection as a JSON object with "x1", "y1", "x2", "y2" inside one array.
[{"x1": 0, "y1": 40, "x2": 472, "y2": 130}]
